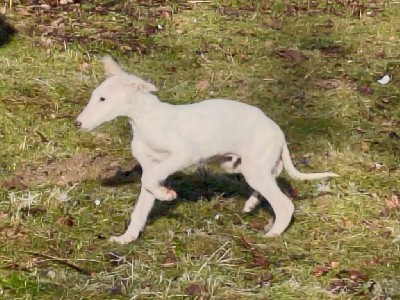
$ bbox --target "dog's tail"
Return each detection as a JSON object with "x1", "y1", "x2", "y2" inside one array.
[{"x1": 281, "y1": 143, "x2": 339, "y2": 180}]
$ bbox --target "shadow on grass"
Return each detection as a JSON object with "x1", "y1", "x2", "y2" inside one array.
[
  {"x1": 0, "y1": 14, "x2": 16, "y2": 46},
  {"x1": 100, "y1": 163, "x2": 307, "y2": 225}
]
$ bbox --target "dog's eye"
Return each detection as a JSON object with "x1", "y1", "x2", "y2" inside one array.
[{"x1": 100, "y1": 97, "x2": 106, "y2": 102}]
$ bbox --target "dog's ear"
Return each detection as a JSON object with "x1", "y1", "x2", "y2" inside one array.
[
  {"x1": 137, "y1": 81, "x2": 158, "y2": 93},
  {"x1": 102, "y1": 55, "x2": 124, "y2": 77},
  {"x1": 126, "y1": 77, "x2": 158, "y2": 93}
]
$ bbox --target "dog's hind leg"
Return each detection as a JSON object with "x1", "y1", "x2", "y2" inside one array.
[
  {"x1": 272, "y1": 158, "x2": 283, "y2": 178},
  {"x1": 241, "y1": 162, "x2": 294, "y2": 237},
  {"x1": 242, "y1": 158, "x2": 283, "y2": 213},
  {"x1": 243, "y1": 191, "x2": 260, "y2": 212}
]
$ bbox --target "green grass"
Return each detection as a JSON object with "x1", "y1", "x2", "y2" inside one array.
[{"x1": 1, "y1": 1, "x2": 399, "y2": 299}]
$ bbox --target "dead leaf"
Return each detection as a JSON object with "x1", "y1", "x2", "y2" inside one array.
[
  {"x1": 238, "y1": 236, "x2": 253, "y2": 249},
  {"x1": 164, "y1": 64, "x2": 177, "y2": 74},
  {"x1": 319, "y1": 45, "x2": 343, "y2": 55},
  {"x1": 106, "y1": 285, "x2": 123, "y2": 295},
  {"x1": 364, "y1": 163, "x2": 377, "y2": 172},
  {"x1": 312, "y1": 265, "x2": 329, "y2": 277},
  {"x1": 287, "y1": 186, "x2": 298, "y2": 198},
  {"x1": 380, "y1": 119, "x2": 393, "y2": 127},
  {"x1": 341, "y1": 220, "x2": 354, "y2": 229},
  {"x1": 361, "y1": 219, "x2": 379, "y2": 230},
  {"x1": 336, "y1": 269, "x2": 368, "y2": 282},
  {"x1": 248, "y1": 250, "x2": 270, "y2": 268},
  {"x1": 375, "y1": 51, "x2": 386, "y2": 59},
  {"x1": 185, "y1": 283, "x2": 205, "y2": 297},
  {"x1": 327, "y1": 279, "x2": 359, "y2": 294},
  {"x1": 379, "y1": 207, "x2": 390, "y2": 218},
  {"x1": 40, "y1": 4, "x2": 51, "y2": 10},
  {"x1": 288, "y1": 253, "x2": 306, "y2": 260},
  {"x1": 380, "y1": 230, "x2": 391, "y2": 239},
  {"x1": 4, "y1": 225, "x2": 26, "y2": 239},
  {"x1": 375, "y1": 101, "x2": 386, "y2": 110},
  {"x1": 56, "y1": 215, "x2": 74, "y2": 227},
  {"x1": 162, "y1": 248, "x2": 178, "y2": 267},
  {"x1": 362, "y1": 257, "x2": 386, "y2": 267},
  {"x1": 160, "y1": 10, "x2": 171, "y2": 19},
  {"x1": 249, "y1": 221, "x2": 263, "y2": 231},
  {"x1": 195, "y1": 80, "x2": 210, "y2": 91},
  {"x1": 218, "y1": 6, "x2": 240, "y2": 17},
  {"x1": 80, "y1": 62, "x2": 90, "y2": 70},
  {"x1": 274, "y1": 49, "x2": 306, "y2": 62},
  {"x1": 357, "y1": 85, "x2": 374, "y2": 95},
  {"x1": 3, "y1": 262, "x2": 20, "y2": 270},
  {"x1": 384, "y1": 193, "x2": 400, "y2": 209},
  {"x1": 315, "y1": 79, "x2": 342, "y2": 90},
  {"x1": 327, "y1": 261, "x2": 340, "y2": 269},
  {"x1": 354, "y1": 126, "x2": 365, "y2": 133},
  {"x1": 0, "y1": 210, "x2": 8, "y2": 220},
  {"x1": 253, "y1": 272, "x2": 273, "y2": 287}
]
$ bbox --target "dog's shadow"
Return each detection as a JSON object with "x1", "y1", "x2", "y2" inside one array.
[
  {"x1": 0, "y1": 15, "x2": 17, "y2": 47},
  {"x1": 100, "y1": 163, "x2": 299, "y2": 224}
]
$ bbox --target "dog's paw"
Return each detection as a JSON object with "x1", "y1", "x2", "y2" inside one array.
[
  {"x1": 243, "y1": 193, "x2": 260, "y2": 213},
  {"x1": 264, "y1": 219, "x2": 276, "y2": 236},
  {"x1": 154, "y1": 186, "x2": 177, "y2": 201},
  {"x1": 265, "y1": 231, "x2": 280, "y2": 238},
  {"x1": 243, "y1": 202, "x2": 257, "y2": 213},
  {"x1": 243, "y1": 207, "x2": 252, "y2": 213},
  {"x1": 109, "y1": 234, "x2": 136, "y2": 244}
]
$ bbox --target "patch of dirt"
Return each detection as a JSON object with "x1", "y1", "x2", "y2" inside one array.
[
  {"x1": 9, "y1": 0, "x2": 192, "y2": 54},
  {"x1": 314, "y1": 77, "x2": 357, "y2": 90},
  {"x1": 1, "y1": 153, "x2": 140, "y2": 189},
  {"x1": 260, "y1": 0, "x2": 385, "y2": 18}
]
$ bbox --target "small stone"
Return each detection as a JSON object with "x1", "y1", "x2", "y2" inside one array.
[{"x1": 47, "y1": 270, "x2": 56, "y2": 279}]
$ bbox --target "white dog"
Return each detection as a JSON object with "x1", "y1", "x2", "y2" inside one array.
[{"x1": 75, "y1": 56, "x2": 338, "y2": 244}]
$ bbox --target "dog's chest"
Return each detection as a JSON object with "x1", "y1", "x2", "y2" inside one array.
[{"x1": 130, "y1": 128, "x2": 171, "y2": 162}]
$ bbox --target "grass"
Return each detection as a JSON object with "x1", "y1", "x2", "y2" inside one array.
[{"x1": 0, "y1": 0, "x2": 399, "y2": 299}]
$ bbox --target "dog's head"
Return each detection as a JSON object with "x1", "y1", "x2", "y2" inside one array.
[{"x1": 74, "y1": 56, "x2": 157, "y2": 131}]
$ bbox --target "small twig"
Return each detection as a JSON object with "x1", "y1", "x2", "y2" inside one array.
[
  {"x1": 20, "y1": 250, "x2": 92, "y2": 276},
  {"x1": 34, "y1": 130, "x2": 49, "y2": 143}
]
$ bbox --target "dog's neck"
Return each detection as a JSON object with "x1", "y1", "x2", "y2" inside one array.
[{"x1": 126, "y1": 92, "x2": 170, "y2": 128}]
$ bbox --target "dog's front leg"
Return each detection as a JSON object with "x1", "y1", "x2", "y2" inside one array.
[
  {"x1": 109, "y1": 186, "x2": 155, "y2": 244},
  {"x1": 142, "y1": 152, "x2": 194, "y2": 201}
]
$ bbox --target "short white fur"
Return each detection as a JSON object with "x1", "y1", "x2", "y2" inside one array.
[{"x1": 75, "y1": 56, "x2": 338, "y2": 244}]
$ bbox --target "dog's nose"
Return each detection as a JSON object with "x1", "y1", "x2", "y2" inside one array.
[{"x1": 74, "y1": 120, "x2": 82, "y2": 129}]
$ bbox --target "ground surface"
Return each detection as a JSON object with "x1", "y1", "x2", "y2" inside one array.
[{"x1": 0, "y1": 0, "x2": 399, "y2": 299}]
